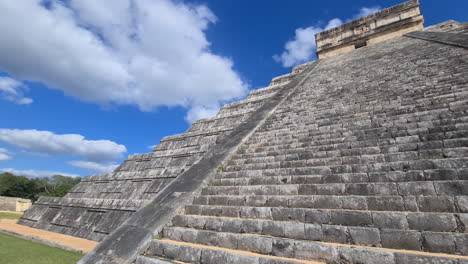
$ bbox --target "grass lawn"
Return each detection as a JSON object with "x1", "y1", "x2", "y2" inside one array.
[
  {"x1": 0, "y1": 232, "x2": 83, "y2": 264},
  {"x1": 0, "y1": 212, "x2": 22, "y2": 220}
]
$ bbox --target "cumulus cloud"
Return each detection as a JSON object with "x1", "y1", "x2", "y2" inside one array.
[
  {"x1": 273, "y1": 27, "x2": 321, "y2": 68},
  {"x1": 0, "y1": 76, "x2": 33, "y2": 105},
  {"x1": 148, "y1": 145, "x2": 157, "y2": 150},
  {"x1": 0, "y1": 168, "x2": 79, "y2": 178},
  {"x1": 351, "y1": 7, "x2": 381, "y2": 20},
  {"x1": 0, "y1": 129, "x2": 126, "y2": 162},
  {"x1": 67, "y1": 161, "x2": 119, "y2": 174},
  {"x1": 0, "y1": 0, "x2": 247, "y2": 122},
  {"x1": 0, "y1": 148, "x2": 12, "y2": 161},
  {"x1": 274, "y1": 6, "x2": 380, "y2": 67},
  {"x1": 185, "y1": 105, "x2": 221, "y2": 123}
]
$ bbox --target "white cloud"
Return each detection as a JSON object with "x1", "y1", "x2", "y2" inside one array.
[
  {"x1": 0, "y1": 76, "x2": 33, "y2": 105},
  {"x1": 0, "y1": 168, "x2": 79, "y2": 178},
  {"x1": 0, "y1": 129, "x2": 126, "y2": 162},
  {"x1": 0, "y1": 0, "x2": 247, "y2": 122},
  {"x1": 324, "y1": 18, "x2": 344, "y2": 30},
  {"x1": 274, "y1": 6, "x2": 381, "y2": 67},
  {"x1": 148, "y1": 145, "x2": 157, "y2": 150},
  {"x1": 0, "y1": 148, "x2": 12, "y2": 161},
  {"x1": 68, "y1": 161, "x2": 118, "y2": 174},
  {"x1": 273, "y1": 26, "x2": 322, "y2": 68},
  {"x1": 351, "y1": 7, "x2": 381, "y2": 20},
  {"x1": 185, "y1": 105, "x2": 221, "y2": 123}
]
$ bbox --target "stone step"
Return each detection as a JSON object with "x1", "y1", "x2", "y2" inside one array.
[
  {"x1": 262, "y1": 110, "x2": 468, "y2": 132},
  {"x1": 242, "y1": 123, "x2": 468, "y2": 148},
  {"x1": 160, "y1": 227, "x2": 468, "y2": 264},
  {"x1": 212, "y1": 169, "x2": 468, "y2": 185},
  {"x1": 234, "y1": 137, "x2": 467, "y2": 160},
  {"x1": 240, "y1": 130, "x2": 468, "y2": 155},
  {"x1": 184, "y1": 205, "x2": 468, "y2": 233},
  {"x1": 227, "y1": 145, "x2": 468, "y2": 167},
  {"x1": 269, "y1": 93, "x2": 464, "y2": 112},
  {"x1": 148, "y1": 239, "x2": 319, "y2": 264},
  {"x1": 264, "y1": 106, "x2": 467, "y2": 125},
  {"x1": 266, "y1": 101, "x2": 468, "y2": 120},
  {"x1": 268, "y1": 95, "x2": 468, "y2": 119},
  {"x1": 224, "y1": 152, "x2": 468, "y2": 172},
  {"x1": 136, "y1": 255, "x2": 187, "y2": 264},
  {"x1": 255, "y1": 112, "x2": 468, "y2": 136},
  {"x1": 171, "y1": 215, "x2": 468, "y2": 255},
  {"x1": 217, "y1": 159, "x2": 468, "y2": 177},
  {"x1": 246, "y1": 122, "x2": 468, "y2": 145},
  {"x1": 192, "y1": 195, "x2": 468, "y2": 213},
  {"x1": 201, "y1": 180, "x2": 468, "y2": 197},
  {"x1": 233, "y1": 148, "x2": 468, "y2": 170}
]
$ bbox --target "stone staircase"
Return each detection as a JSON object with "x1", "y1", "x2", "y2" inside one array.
[{"x1": 136, "y1": 31, "x2": 468, "y2": 263}]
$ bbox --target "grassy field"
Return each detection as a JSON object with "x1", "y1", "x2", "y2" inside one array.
[
  {"x1": 0, "y1": 232, "x2": 83, "y2": 264},
  {"x1": 0, "y1": 212, "x2": 22, "y2": 220}
]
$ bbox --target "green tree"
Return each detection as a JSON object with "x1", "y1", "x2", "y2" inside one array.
[
  {"x1": 0, "y1": 173, "x2": 39, "y2": 200},
  {"x1": 0, "y1": 173, "x2": 81, "y2": 201}
]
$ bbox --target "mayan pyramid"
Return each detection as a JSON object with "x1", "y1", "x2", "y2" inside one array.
[{"x1": 20, "y1": 0, "x2": 468, "y2": 263}]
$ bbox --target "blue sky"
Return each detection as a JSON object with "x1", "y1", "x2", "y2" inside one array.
[{"x1": 0, "y1": 0, "x2": 467, "y2": 178}]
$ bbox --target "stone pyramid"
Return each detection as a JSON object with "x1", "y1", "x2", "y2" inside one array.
[{"x1": 21, "y1": 0, "x2": 468, "y2": 263}]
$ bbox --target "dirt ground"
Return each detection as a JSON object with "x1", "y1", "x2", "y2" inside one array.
[{"x1": 0, "y1": 219, "x2": 97, "y2": 253}]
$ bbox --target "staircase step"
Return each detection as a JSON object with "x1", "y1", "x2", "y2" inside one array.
[
  {"x1": 136, "y1": 255, "x2": 187, "y2": 264},
  {"x1": 184, "y1": 205, "x2": 468, "y2": 233},
  {"x1": 201, "y1": 181, "x2": 468, "y2": 197},
  {"x1": 221, "y1": 158, "x2": 468, "y2": 173},
  {"x1": 247, "y1": 120, "x2": 467, "y2": 140},
  {"x1": 242, "y1": 131, "x2": 468, "y2": 156},
  {"x1": 193, "y1": 195, "x2": 468, "y2": 213},
  {"x1": 239, "y1": 128, "x2": 468, "y2": 153},
  {"x1": 227, "y1": 147, "x2": 468, "y2": 168},
  {"x1": 216, "y1": 159, "x2": 468, "y2": 178},
  {"x1": 245, "y1": 122, "x2": 468, "y2": 144},
  {"x1": 212, "y1": 169, "x2": 468, "y2": 185},
  {"x1": 171, "y1": 214, "x2": 468, "y2": 254},
  {"x1": 159, "y1": 228, "x2": 468, "y2": 264},
  {"x1": 148, "y1": 239, "x2": 320, "y2": 264},
  {"x1": 231, "y1": 141, "x2": 467, "y2": 161}
]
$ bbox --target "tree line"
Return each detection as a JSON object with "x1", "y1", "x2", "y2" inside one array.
[{"x1": 0, "y1": 172, "x2": 81, "y2": 201}]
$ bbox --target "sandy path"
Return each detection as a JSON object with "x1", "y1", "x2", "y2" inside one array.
[
  {"x1": 0, "y1": 211, "x2": 23, "y2": 214},
  {"x1": 0, "y1": 219, "x2": 97, "y2": 253}
]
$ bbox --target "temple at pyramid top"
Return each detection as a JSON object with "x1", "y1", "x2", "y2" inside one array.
[{"x1": 315, "y1": 0, "x2": 424, "y2": 59}]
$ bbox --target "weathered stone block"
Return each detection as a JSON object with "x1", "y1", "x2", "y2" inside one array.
[
  {"x1": 238, "y1": 235, "x2": 273, "y2": 254},
  {"x1": 406, "y1": 213, "x2": 457, "y2": 232},
  {"x1": 330, "y1": 210, "x2": 372, "y2": 226},
  {"x1": 394, "y1": 253, "x2": 458, "y2": 264},
  {"x1": 417, "y1": 196, "x2": 456, "y2": 213},
  {"x1": 322, "y1": 225, "x2": 348, "y2": 243},
  {"x1": 348, "y1": 226, "x2": 381, "y2": 246},
  {"x1": 304, "y1": 209, "x2": 330, "y2": 224},
  {"x1": 272, "y1": 239, "x2": 295, "y2": 258},
  {"x1": 454, "y1": 234, "x2": 468, "y2": 255},
  {"x1": 262, "y1": 221, "x2": 285, "y2": 237},
  {"x1": 284, "y1": 222, "x2": 306, "y2": 240},
  {"x1": 380, "y1": 229, "x2": 422, "y2": 250},
  {"x1": 294, "y1": 241, "x2": 338, "y2": 262},
  {"x1": 373, "y1": 212, "x2": 409, "y2": 229},
  {"x1": 304, "y1": 224, "x2": 322, "y2": 241},
  {"x1": 421, "y1": 232, "x2": 456, "y2": 254},
  {"x1": 338, "y1": 246, "x2": 396, "y2": 264},
  {"x1": 241, "y1": 219, "x2": 263, "y2": 234}
]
